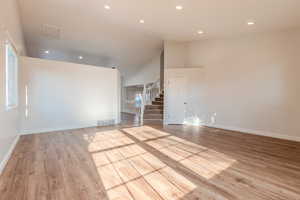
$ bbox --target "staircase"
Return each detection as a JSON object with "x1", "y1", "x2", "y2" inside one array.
[{"x1": 143, "y1": 91, "x2": 164, "y2": 125}]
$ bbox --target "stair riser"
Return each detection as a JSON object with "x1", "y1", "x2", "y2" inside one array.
[
  {"x1": 143, "y1": 119, "x2": 163, "y2": 125},
  {"x1": 144, "y1": 111, "x2": 163, "y2": 114},
  {"x1": 142, "y1": 91, "x2": 164, "y2": 125},
  {"x1": 144, "y1": 114, "x2": 163, "y2": 119},
  {"x1": 145, "y1": 105, "x2": 163, "y2": 110},
  {"x1": 152, "y1": 101, "x2": 163, "y2": 105}
]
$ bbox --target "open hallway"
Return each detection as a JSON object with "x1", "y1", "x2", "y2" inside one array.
[{"x1": 1, "y1": 123, "x2": 299, "y2": 200}]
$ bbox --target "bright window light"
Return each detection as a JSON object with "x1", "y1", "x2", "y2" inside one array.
[{"x1": 5, "y1": 41, "x2": 18, "y2": 110}]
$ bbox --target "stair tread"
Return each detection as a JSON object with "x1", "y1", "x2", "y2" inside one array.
[
  {"x1": 144, "y1": 118, "x2": 163, "y2": 120},
  {"x1": 143, "y1": 91, "x2": 164, "y2": 124},
  {"x1": 144, "y1": 112, "x2": 163, "y2": 114},
  {"x1": 144, "y1": 114, "x2": 163, "y2": 119},
  {"x1": 145, "y1": 106, "x2": 163, "y2": 109}
]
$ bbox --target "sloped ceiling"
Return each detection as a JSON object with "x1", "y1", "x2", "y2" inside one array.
[{"x1": 18, "y1": 0, "x2": 300, "y2": 75}]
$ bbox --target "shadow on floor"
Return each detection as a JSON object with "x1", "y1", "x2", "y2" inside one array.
[{"x1": 1, "y1": 120, "x2": 300, "y2": 200}]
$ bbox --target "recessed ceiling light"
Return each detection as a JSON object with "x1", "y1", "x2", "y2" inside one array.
[
  {"x1": 247, "y1": 21, "x2": 255, "y2": 26},
  {"x1": 139, "y1": 19, "x2": 145, "y2": 24},
  {"x1": 176, "y1": 5, "x2": 183, "y2": 10},
  {"x1": 104, "y1": 5, "x2": 111, "y2": 10},
  {"x1": 45, "y1": 50, "x2": 49, "y2": 54},
  {"x1": 197, "y1": 30, "x2": 204, "y2": 34},
  {"x1": 78, "y1": 56, "x2": 83, "y2": 60}
]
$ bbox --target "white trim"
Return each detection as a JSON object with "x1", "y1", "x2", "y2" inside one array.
[
  {"x1": 122, "y1": 111, "x2": 137, "y2": 115},
  {"x1": 20, "y1": 119, "x2": 119, "y2": 135},
  {"x1": 2, "y1": 30, "x2": 19, "y2": 54},
  {"x1": 204, "y1": 124, "x2": 300, "y2": 142},
  {"x1": 21, "y1": 125, "x2": 96, "y2": 135},
  {"x1": 5, "y1": 41, "x2": 19, "y2": 111},
  {"x1": 0, "y1": 135, "x2": 20, "y2": 175}
]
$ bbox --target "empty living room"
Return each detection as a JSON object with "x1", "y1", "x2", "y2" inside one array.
[{"x1": 1, "y1": 0, "x2": 300, "y2": 199}]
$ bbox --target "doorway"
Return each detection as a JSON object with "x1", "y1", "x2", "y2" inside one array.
[{"x1": 166, "y1": 76, "x2": 186, "y2": 124}]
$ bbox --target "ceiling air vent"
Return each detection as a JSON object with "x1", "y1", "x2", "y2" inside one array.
[{"x1": 41, "y1": 24, "x2": 61, "y2": 39}]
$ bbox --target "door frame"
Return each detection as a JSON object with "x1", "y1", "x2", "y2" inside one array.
[{"x1": 165, "y1": 75, "x2": 187, "y2": 125}]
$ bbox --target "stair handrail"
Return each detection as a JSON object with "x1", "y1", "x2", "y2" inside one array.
[
  {"x1": 141, "y1": 84, "x2": 146, "y2": 125},
  {"x1": 145, "y1": 79, "x2": 160, "y2": 105},
  {"x1": 140, "y1": 79, "x2": 160, "y2": 124}
]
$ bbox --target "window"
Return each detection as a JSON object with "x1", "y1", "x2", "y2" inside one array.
[{"x1": 5, "y1": 41, "x2": 18, "y2": 110}]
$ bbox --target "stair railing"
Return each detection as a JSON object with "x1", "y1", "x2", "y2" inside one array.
[{"x1": 140, "y1": 79, "x2": 160, "y2": 125}]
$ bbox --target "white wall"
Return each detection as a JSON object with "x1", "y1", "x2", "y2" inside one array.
[
  {"x1": 164, "y1": 41, "x2": 187, "y2": 69},
  {"x1": 20, "y1": 57, "x2": 120, "y2": 134},
  {"x1": 165, "y1": 29, "x2": 300, "y2": 141},
  {"x1": 125, "y1": 53, "x2": 161, "y2": 86},
  {"x1": 164, "y1": 68, "x2": 204, "y2": 125},
  {"x1": 0, "y1": 0, "x2": 25, "y2": 173}
]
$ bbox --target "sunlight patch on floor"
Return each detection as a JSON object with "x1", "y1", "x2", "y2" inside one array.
[
  {"x1": 124, "y1": 126, "x2": 236, "y2": 180},
  {"x1": 95, "y1": 150, "x2": 196, "y2": 200},
  {"x1": 183, "y1": 116, "x2": 204, "y2": 126},
  {"x1": 88, "y1": 128, "x2": 197, "y2": 200},
  {"x1": 86, "y1": 130, "x2": 135, "y2": 152},
  {"x1": 123, "y1": 126, "x2": 170, "y2": 141}
]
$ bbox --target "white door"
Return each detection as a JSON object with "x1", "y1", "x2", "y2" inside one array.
[{"x1": 166, "y1": 76, "x2": 186, "y2": 124}]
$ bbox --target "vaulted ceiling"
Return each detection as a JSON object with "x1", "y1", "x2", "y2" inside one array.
[{"x1": 18, "y1": 0, "x2": 300, "y2": 75}]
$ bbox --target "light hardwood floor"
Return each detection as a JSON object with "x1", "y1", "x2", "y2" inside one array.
[{"x1": 0, "y1": 123, "x2": 300, "y2": 200}]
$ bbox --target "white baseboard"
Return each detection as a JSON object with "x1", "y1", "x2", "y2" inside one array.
[
  {"x1": 21, "y1": 122, "x2": 98, "y2": 135},
  {"x1": 0, "y1": 135, "x2": 20, "y2": 175},
  {"x1": 21, "y1": 125, "x2": 96, "y2": 135},
  {"x1": 204, "y1": 124, "x2": 300, "y2": 142},
  {"x1": 122, "y1": 111, "x2": 137, "y2": 115},
  {"x1": 21, "y1": 119, "x2": 120, "y2": 135}
]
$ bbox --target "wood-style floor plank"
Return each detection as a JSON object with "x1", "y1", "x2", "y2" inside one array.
[
  {"x1": 0, "y1": 121, "x2": 300, "y2": 200},
  {"x1": 107, "y1": 185, "x2": 134, "y2": 200},
  {"x1": 144, "y1": 171, "x2": 185, "y2": 200},
  {"x1": 113, "y1": 160, "x2": 140, "y2": 182},
  {"x1": 128, "y1": 156, "x2": 155, "y2": 175},
  {"x1": 126, "y1": 178, "x2": 163, "y2": 200}
]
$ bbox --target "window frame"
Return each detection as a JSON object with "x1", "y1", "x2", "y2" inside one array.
[{"x1": 5, "y1": 40, "x2": 19, "y2": 110}]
